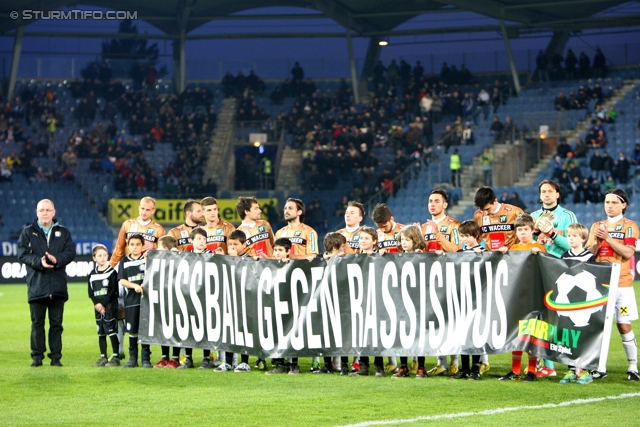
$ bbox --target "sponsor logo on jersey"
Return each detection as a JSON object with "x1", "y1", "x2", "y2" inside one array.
[
  {"x1": 177, "y1": 238, "x2": 190, "y2": 245},
  {"x1": 353, "y1": 234, "x2": 360, "y2": 242},
  {"x1": 609, "y1": 232, "x2": 624, "y2": 240},
  {"x1": 180, "y1": 230, "x2": 189, "y2": 238},
  {"x1": 258, "y1": 225, "x2": 266, "y2": 233},
  {"x1": 102, "y1": 279, "x2": 109, "y2": 286},
  {"x1": 294, "y1": 230, "x2": 302, "y2": 237},
  {"x1": 616, "y1": 224, "x2": 623, "y2": 231},
  {"x1": 379, "y1": 240, "x2": 398, "y2": 248},
  {"x1": 500, "y1": 215, "x2": 507, "y2": 223},
  {"x1": 289, "y1": 237, "x2": 306, "y2": 245},
  {"x1": 207, "y1": 235, "x2": 226, "y2": 243},
  {"x1": 440, "y1": 225, "x2": 448, "y2": 232},
  {"x1": 147, "y1": 228, "x2": 155, "y2": 235},
  {"x1": 216, "y1": 228, "x2": 223, "y2": 235},
  {"x1": 247, "y1": 233, "x2": 270, "y2": 245},
  {"x1": 55, "y1": 231, "x2": 61, "y2": 237}
]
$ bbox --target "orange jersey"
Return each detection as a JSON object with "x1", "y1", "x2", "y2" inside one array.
[
  {"x1": 376, "y1": 222, "x2": 405, "y2": 253},
  {"x1": 473, "y1": 203, "x2": 523, "y2": 250},
  {"x1": 203, "y1": 221, "x2": 236, "y2": 254},
  {"x1": 587, "y1": 218, "x2": 639, "y2": 288},
  {"x1": 509, "y1": 241, "x2": 547, "y2": 253},
  {"x1": 238, "y1": 220, "x2": 274, "y2": 258},
  {"x1": 337, "y1": 226, "x2": 363, "y2": 255},
  {"x1": 110, "y1": 218, "x2": 166, "y2": 268},
  {"x1": 167, "y1": 224, "x2": 201, "y2": 252},
  {"x1": 421, "y1": 216, "x2": 462, "y2": 253},
  {"x1": 275, "y1": 223, "x2": 319, "y2": 257}
]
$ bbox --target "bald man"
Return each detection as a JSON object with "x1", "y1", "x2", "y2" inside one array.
[{"x1": 18, "y1": 199, "x2": 76, "y2": 367}]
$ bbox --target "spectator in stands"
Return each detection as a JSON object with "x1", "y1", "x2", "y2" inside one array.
[
  {"x1": 431, "y1": 94, "x2": 443, "y2": 123},
  {"x1": 61, "y1": 146, "x2": 77, "y2": 167},
  {"x1": 555, "y1": 91, "x2": 570, "y2": 111},
  {"x1": 490, "y1": 115, "x2": 504, "y2": 144},
  {"x1": 509, "y1": 192, "x2": 527, "y2": 212},
  {"x1": 462, "y1": 123, "x2": 475, "y2": 145},
  {"x1": 630, "y1": 144, "x2": 640, "y2": 172},
  {"x1": 477, "y1": 89, "x2": 490, "y2": 121},
  {"x1": 605, "y1": 105, "x2": 617, "y2": 123},
  {"x1": 592, "y1": 48, "x2": 606, "y2": 78},
  {"x1": 614, "y1": 152, "x2": 631, "y2": 184},
  {"x1": 536, "y1": 50, "x2": 549, "y2": 82},
  {"x1": 603, "y1": 175, "x2": 616, "y2": 191},
  {"x1": 565, "y1": 49, "x2": 577, "y2": 80},
  {"x1": 556, "y1": 138, "x2": 572, "y2": 158},
  {"x1": 450, "y1": 149, "x2": 461, "y2": 187},
  {"x1": 578, "y1": 52, "x2": 590, "y2": 78},
  {"x1": 145, "y1": 64, "x2": 158, "y2": 90},
  {"x1": 574, "y1": 137, "x2": 588, "y2": 159},
  {"x1": 480, "y1": 147, "x2": 494, "y2": 186},
  {"x1": 602, "y1": 151, "x2": 614, "y2": 181},
  {"x1": 573, "y1": 178, "x2": 594, "y2": 204},
  {"x1": 595, "y1": 129, "x2": 607, "y2": 148}
]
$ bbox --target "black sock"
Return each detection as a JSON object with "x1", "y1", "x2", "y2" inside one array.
[
  {"x1": 203, "y1": 349, "x2": 211, "y2": 359},
  {"x1": 109, "y1": 334, "x2": 119, "y2": 356},
  {"x1": 323, "y1": 356, "x2": 332, "y2": 367},
  {"x1": 129, "y1": 336, "x2": 137, "y2": 349},
  {"x1": 161, "y1": 346, "x2": 170, "y2": 359},
  {"x1": 241, "y1": 354, "x2": 249, "y2": 364},
  {"x1": 418, "y1": 356, "x2": 425, "y2": 369},
  {"x1": 99, "y1": 335, "x2": 107, "y2": 357},
  {"x1": 185, "y1": 348, "x2": 193, "y2": 359},
  {"x1": 400, "y1": 356, "x2": 408, "y2": 368},
  {"x1": 172, "y1": 347, "x2": 181, "y2": 358},
  {"x1": 291, "y1": 357, "x2": 298, "y2": 365},
  {"x1": 225, "y1": 352, "x2": 234, "y2": 365}
]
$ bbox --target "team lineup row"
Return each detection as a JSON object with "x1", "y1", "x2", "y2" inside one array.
[{"x1": 85, "y1": 181, "x2": 638, "y2": 384}]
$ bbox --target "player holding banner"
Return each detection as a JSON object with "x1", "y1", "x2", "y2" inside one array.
[
  {"x1": 167, "y1": 200, "x2": 204, "y2": 251},
  {"x1": 236, "y1": 196, "x2": 275, "y2": 258},
  {"x1": 586, "y1": 189, "x2": 640, "y2": 381},
  {"x1": 201, "y1": 196, "x2": 236, "y2": 254},
  {"x1": 371, "y1": 203, "x2": 405, "y2": 254}
]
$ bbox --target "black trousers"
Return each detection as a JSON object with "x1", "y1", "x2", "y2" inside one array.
[{"x1": 30, "y1": 297, "x2": 65, "y2": 361}]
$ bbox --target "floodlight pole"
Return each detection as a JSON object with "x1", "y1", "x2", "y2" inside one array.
[
  {"x1": 500, "y1": 20, "x2": 521, "y2": 94},
  {"x1": 346, "y1": 26, "x2": 360, "y2": 104},
  {"x1": 8, "y1": 25, "x2": 24, "y2": 102}
]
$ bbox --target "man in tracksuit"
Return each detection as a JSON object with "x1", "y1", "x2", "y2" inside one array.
[{"x1": 17, "y1": 199, "x2": 75, "y2": 367}]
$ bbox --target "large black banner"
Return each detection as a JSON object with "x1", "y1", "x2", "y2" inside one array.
[{"x1": 139, "y1": 251, "x2": 619, "y2": 371}]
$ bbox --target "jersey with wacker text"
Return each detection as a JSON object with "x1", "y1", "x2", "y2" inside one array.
[
  {"x1": 238, "y1": 220, "x2": 274, "y2": 258},
  {"x1": 117, "y1": 255, "x2": 146, "y2": 308},
  {"x1": 276, "y1": 223, "x2": 319, "y2": 256},
  {"x1": 421, "y1": 216, "x2": 462, "y2": 252},
  {"x1": 203, "y1": 221, "x2": 236, "y2": 254},
  {"x1": 376, "y1": 222, "x2": 405, "y2": 252},
  {"x1": 167, "y1": 223, "x2": 200, "y2": 251},
  {"x1": 337, "y1": 226, "x2": 363, "y2": 254},
  {"x1": 111, "y1": 219, "x2": 166, "y2": 268},
  {"x1": 473, "y1": 203, "x2": 523, "y2": 250},
  {"x1": 586, "y1": 218, "x2": 639, "y2": 288}
]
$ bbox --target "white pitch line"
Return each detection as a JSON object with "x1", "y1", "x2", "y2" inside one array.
[{"x1": 336, "y1": 392, "x2": 640, "y2": 427}]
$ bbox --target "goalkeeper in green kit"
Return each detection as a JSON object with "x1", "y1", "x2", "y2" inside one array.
[{"x1": 530, "y1": 179, "x2": 578, "y2": 377}]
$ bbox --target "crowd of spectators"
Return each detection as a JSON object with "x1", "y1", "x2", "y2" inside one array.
[
  {"x1": 554, "y1": 82, "x2": 607, "y2": 111},
  {"x1": 536, "y1": 47, "x2": 607, "y2": 82}
]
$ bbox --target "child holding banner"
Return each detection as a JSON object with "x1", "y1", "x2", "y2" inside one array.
[
  {"x1": 153, "y1": 235, "x2": 183, "y2": 369},
  {"x1": 499, "y1": 214, "x2": 547, "y2": 382},
  {"x1": 559, "y1": 223, "x2": 595, "y2": 384},
  {"x1": 393, "y1": 225, "x2": 426, "y2": 379}
]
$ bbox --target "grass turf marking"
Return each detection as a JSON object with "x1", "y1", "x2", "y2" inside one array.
[{"x1": 336, "y1": 392, "x2": 640, "y2": 427}]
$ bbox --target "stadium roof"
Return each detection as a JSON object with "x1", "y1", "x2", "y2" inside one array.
[{"x1": 0, "y1": 0, "x2": 637, "y2": 39}]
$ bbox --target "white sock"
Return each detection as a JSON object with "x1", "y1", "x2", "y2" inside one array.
[
  {"x1": 388, "y1": 356, "x2": 397, "y2": 366},
  {"x1": 450, "y1": 355, "x2": 459, "y2": 367},
  {"x1": 480, "y1": 354, "x2": 488, "y2": 364},
  {"x1": 437, "y1": 356, "x2": 447, "y2": 368},
  {"x1": 333, "y1": 356, "x2": 341, "y2": 368},
  {"x1": 622, "y1": 331, "x2": 638, "y2": 372}
]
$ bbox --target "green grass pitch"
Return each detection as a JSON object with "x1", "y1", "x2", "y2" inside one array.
[{"x1": 2, "y1": 282, "x2": 640, "y2": 426}]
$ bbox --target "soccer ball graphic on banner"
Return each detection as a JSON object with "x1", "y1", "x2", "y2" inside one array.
[{"x1": 545, "y1": 271, "x2": 607, "y2": 327}]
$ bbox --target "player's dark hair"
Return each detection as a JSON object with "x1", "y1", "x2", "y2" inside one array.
[
  {"x1": 91, "y1": 244, "x2": 108, "y2": 257},
  {"x1": 286, "y1": 198, "x2": 306, "y2": 223},
  {"x1": 323, "y1": 232, "x2": 347, "y2": 253},
  {"x1": 274, "y1": 237, "x2": 292, "y2": 253},
  {"x1": 474, "y1": 186, "x2": 497, "y2": 209},
  {"x1": 189, "y1": 227, "x2": 207, "y2": 240},
  {"x1": 183, "y1": 199, "x2": 201, "y2": 214},
  {"x1": 605, "y1": 188, "x2": 629, "y2": 214},
  {"x1": 127, "y1": 234, "x2": 145, "y2": 245},
  {"x1": 228, "y1": 229, "x2": 247, "y2": 244},
  {"x1": 430, "y1": 189, "x2": 449, "y2": 204},
  {"x1": 514, "y1": 214, "x2": 535, "y2": 230},
  {"x1": 347, "y1": 200, "x2": 365, "y2": 219},
  {"x1": 200, "y1": 196, "x2": 218, "y2": 208},
  {"x1": 236, "y1": 196, "x2": 258, "y2": 220},
  {"x1": 458, "y1": 220, "x2": 482, "y2": 240},
  {"x1": 538, "y1": 179, "x2": 561, "y2": 204},
  {"x1": 371, "y1": 203, "x2": 392, "y2": 225}
]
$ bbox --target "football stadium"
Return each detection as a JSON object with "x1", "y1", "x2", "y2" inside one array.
[{"x1": 1, "y1": 1, "x2": 640, "y2": 426}]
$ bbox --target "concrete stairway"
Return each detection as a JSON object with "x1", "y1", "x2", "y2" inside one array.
[
  {"x1": 275, "y1": 146, "x2": 302, "y2": 191},
  {"x1": 204, "y1": 97, "x2": 237, "y2": 191}
]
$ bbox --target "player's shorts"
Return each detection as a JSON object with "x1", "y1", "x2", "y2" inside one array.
[
  {"x1": 95, "y1": 302, "x2": 118, "y2": 336},
  {"x1": 125, "y1": 306, "x2": 141, "y2": 334},
  {"x1": 614, "y1": 287, "x2": 639, "y2": 324}
]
